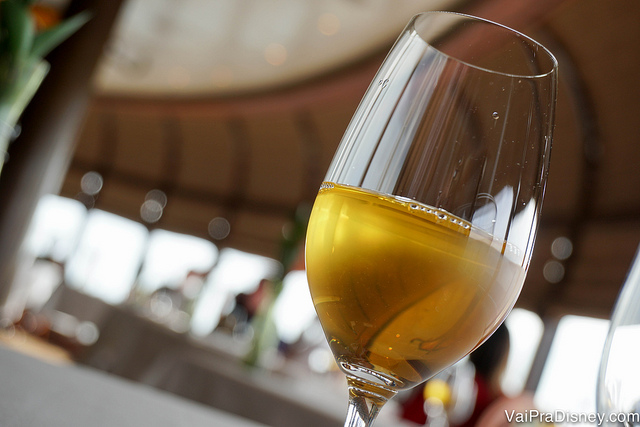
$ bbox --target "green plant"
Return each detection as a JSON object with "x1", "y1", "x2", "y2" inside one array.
[{"x1": 0, "y1": 0, "x2": 90, "y2": 128}]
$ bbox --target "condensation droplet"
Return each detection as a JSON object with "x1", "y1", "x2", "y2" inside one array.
[{"x1": 492, "y1": 112, "x2": 500, "y2": 120}]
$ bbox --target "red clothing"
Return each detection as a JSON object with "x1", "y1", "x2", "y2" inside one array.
[
  {"x1": 457, "y1": 374, "x2": 502, "y2": 427},
  {"x1": 400, "y1": 385, "x2": 428, "y2": 424},
  {"x1": 399, "y1": 374, "x2": 501, "y2": 426}
]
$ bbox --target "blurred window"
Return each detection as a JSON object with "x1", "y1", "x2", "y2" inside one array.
[
  {"x1": 534, "y1": 315, "x2": 609, "y2": 416},
  {"x1": 24, "y1": 194, "x2": 87, "y2": 262},
  {"x1": 136, "y1": 229, "x2": 218, "y2": 294},
  {"x1": 273, "y1": 270, "x2": 317, "y2": 345},
  {"x1": 65, "y1": 209, "x2": 148, "y2": 304},
  {"x1": 190, "y1": 248, "x2": 281, "y2": 336},
  {"x1": 25, "y1": 195, "x2": 284, "y2": 332},
  {"x1": 502, "y1": 308, "x2": 544, "y2": 396}
]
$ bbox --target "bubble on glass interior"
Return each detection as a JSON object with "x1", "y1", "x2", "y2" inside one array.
[
  {"x1": 320, "y1": 182, "x2": 334, "y2": 190},
  {"x1": 409, "y1": 202, "x2": 471, "y2": 230}
]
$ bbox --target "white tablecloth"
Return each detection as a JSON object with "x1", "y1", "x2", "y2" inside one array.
[{"x1": 0, "y1": 345, "x2": 266, "y2": 427}]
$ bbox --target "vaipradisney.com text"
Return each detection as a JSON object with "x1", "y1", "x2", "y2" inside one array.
[{"x1": 505, "y1": 409, "x2": 640, "y2": 425}]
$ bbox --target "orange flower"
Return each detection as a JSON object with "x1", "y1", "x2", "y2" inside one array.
[{"x1": 30, "y1": 4, "x2": 61, "y2": 32}]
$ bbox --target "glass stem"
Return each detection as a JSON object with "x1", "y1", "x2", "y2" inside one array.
[
  {"x1": 344, "y1": 393, "x2": 383, "y2": 427},
  {"x1": 343, "y1": 378, "x2": 396, "y2": 427}
]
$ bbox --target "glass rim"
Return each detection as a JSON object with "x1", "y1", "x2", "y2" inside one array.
[{"x1": 411, "y1": 11, "x2": 559, "y2": 79}]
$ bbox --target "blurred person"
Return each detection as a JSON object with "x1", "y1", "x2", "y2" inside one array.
[
  {"x1": 400, "y1": 324, "x2": 511, "y2": 426},
  {"x1": 457, "y1": 323, "x2": 510, "y2": 427},
  {"x1": 146, "y1": 270, "x2": 209, "y2": 331},
  {"x1": 216, "y1": 278, "x2": 274, "y2": 337}
]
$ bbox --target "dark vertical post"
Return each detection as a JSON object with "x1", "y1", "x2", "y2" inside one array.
[{"x1": 0, "y1": 0, "x2": 125, "y2": 320}]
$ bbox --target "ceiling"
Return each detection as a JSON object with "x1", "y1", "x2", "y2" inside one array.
[
  {"x1": 93, "y1": 0, "x2": 461, "y2": 96},
  {"x1": 58, "y1": 0, "x2": 640, "y2": 318}
]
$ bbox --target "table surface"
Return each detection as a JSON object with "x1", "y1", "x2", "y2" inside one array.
[{"x1": 0, "y1": 345, "x2": 267, "y2": 427}]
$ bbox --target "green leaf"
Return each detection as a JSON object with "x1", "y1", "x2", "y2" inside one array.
[
  {"x1": 1, "y1": 0, "x2": 36, "y2": 64},
  {"x1": 0, "y1": 60, "x2": 49, "y2": 129},
  {"x1": 30, "y1": 11, "x2": 91, "y2": 59}
]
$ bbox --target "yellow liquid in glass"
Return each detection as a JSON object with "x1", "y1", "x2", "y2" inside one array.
[{"x1": 306, "y1": 183, "x2": 525, "y2": 391}]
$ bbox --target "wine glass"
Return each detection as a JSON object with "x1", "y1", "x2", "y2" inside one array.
[
  {"x1": 305, "y1": 11, "x2": 557, "y2": 427},
  {"x1": 597, "y1": 245, "x2": 640, "y2": 426}
]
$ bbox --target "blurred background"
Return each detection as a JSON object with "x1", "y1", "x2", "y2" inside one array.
[{"x1": 0, "y1": 0, "x2": 639, "y2": 426}]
